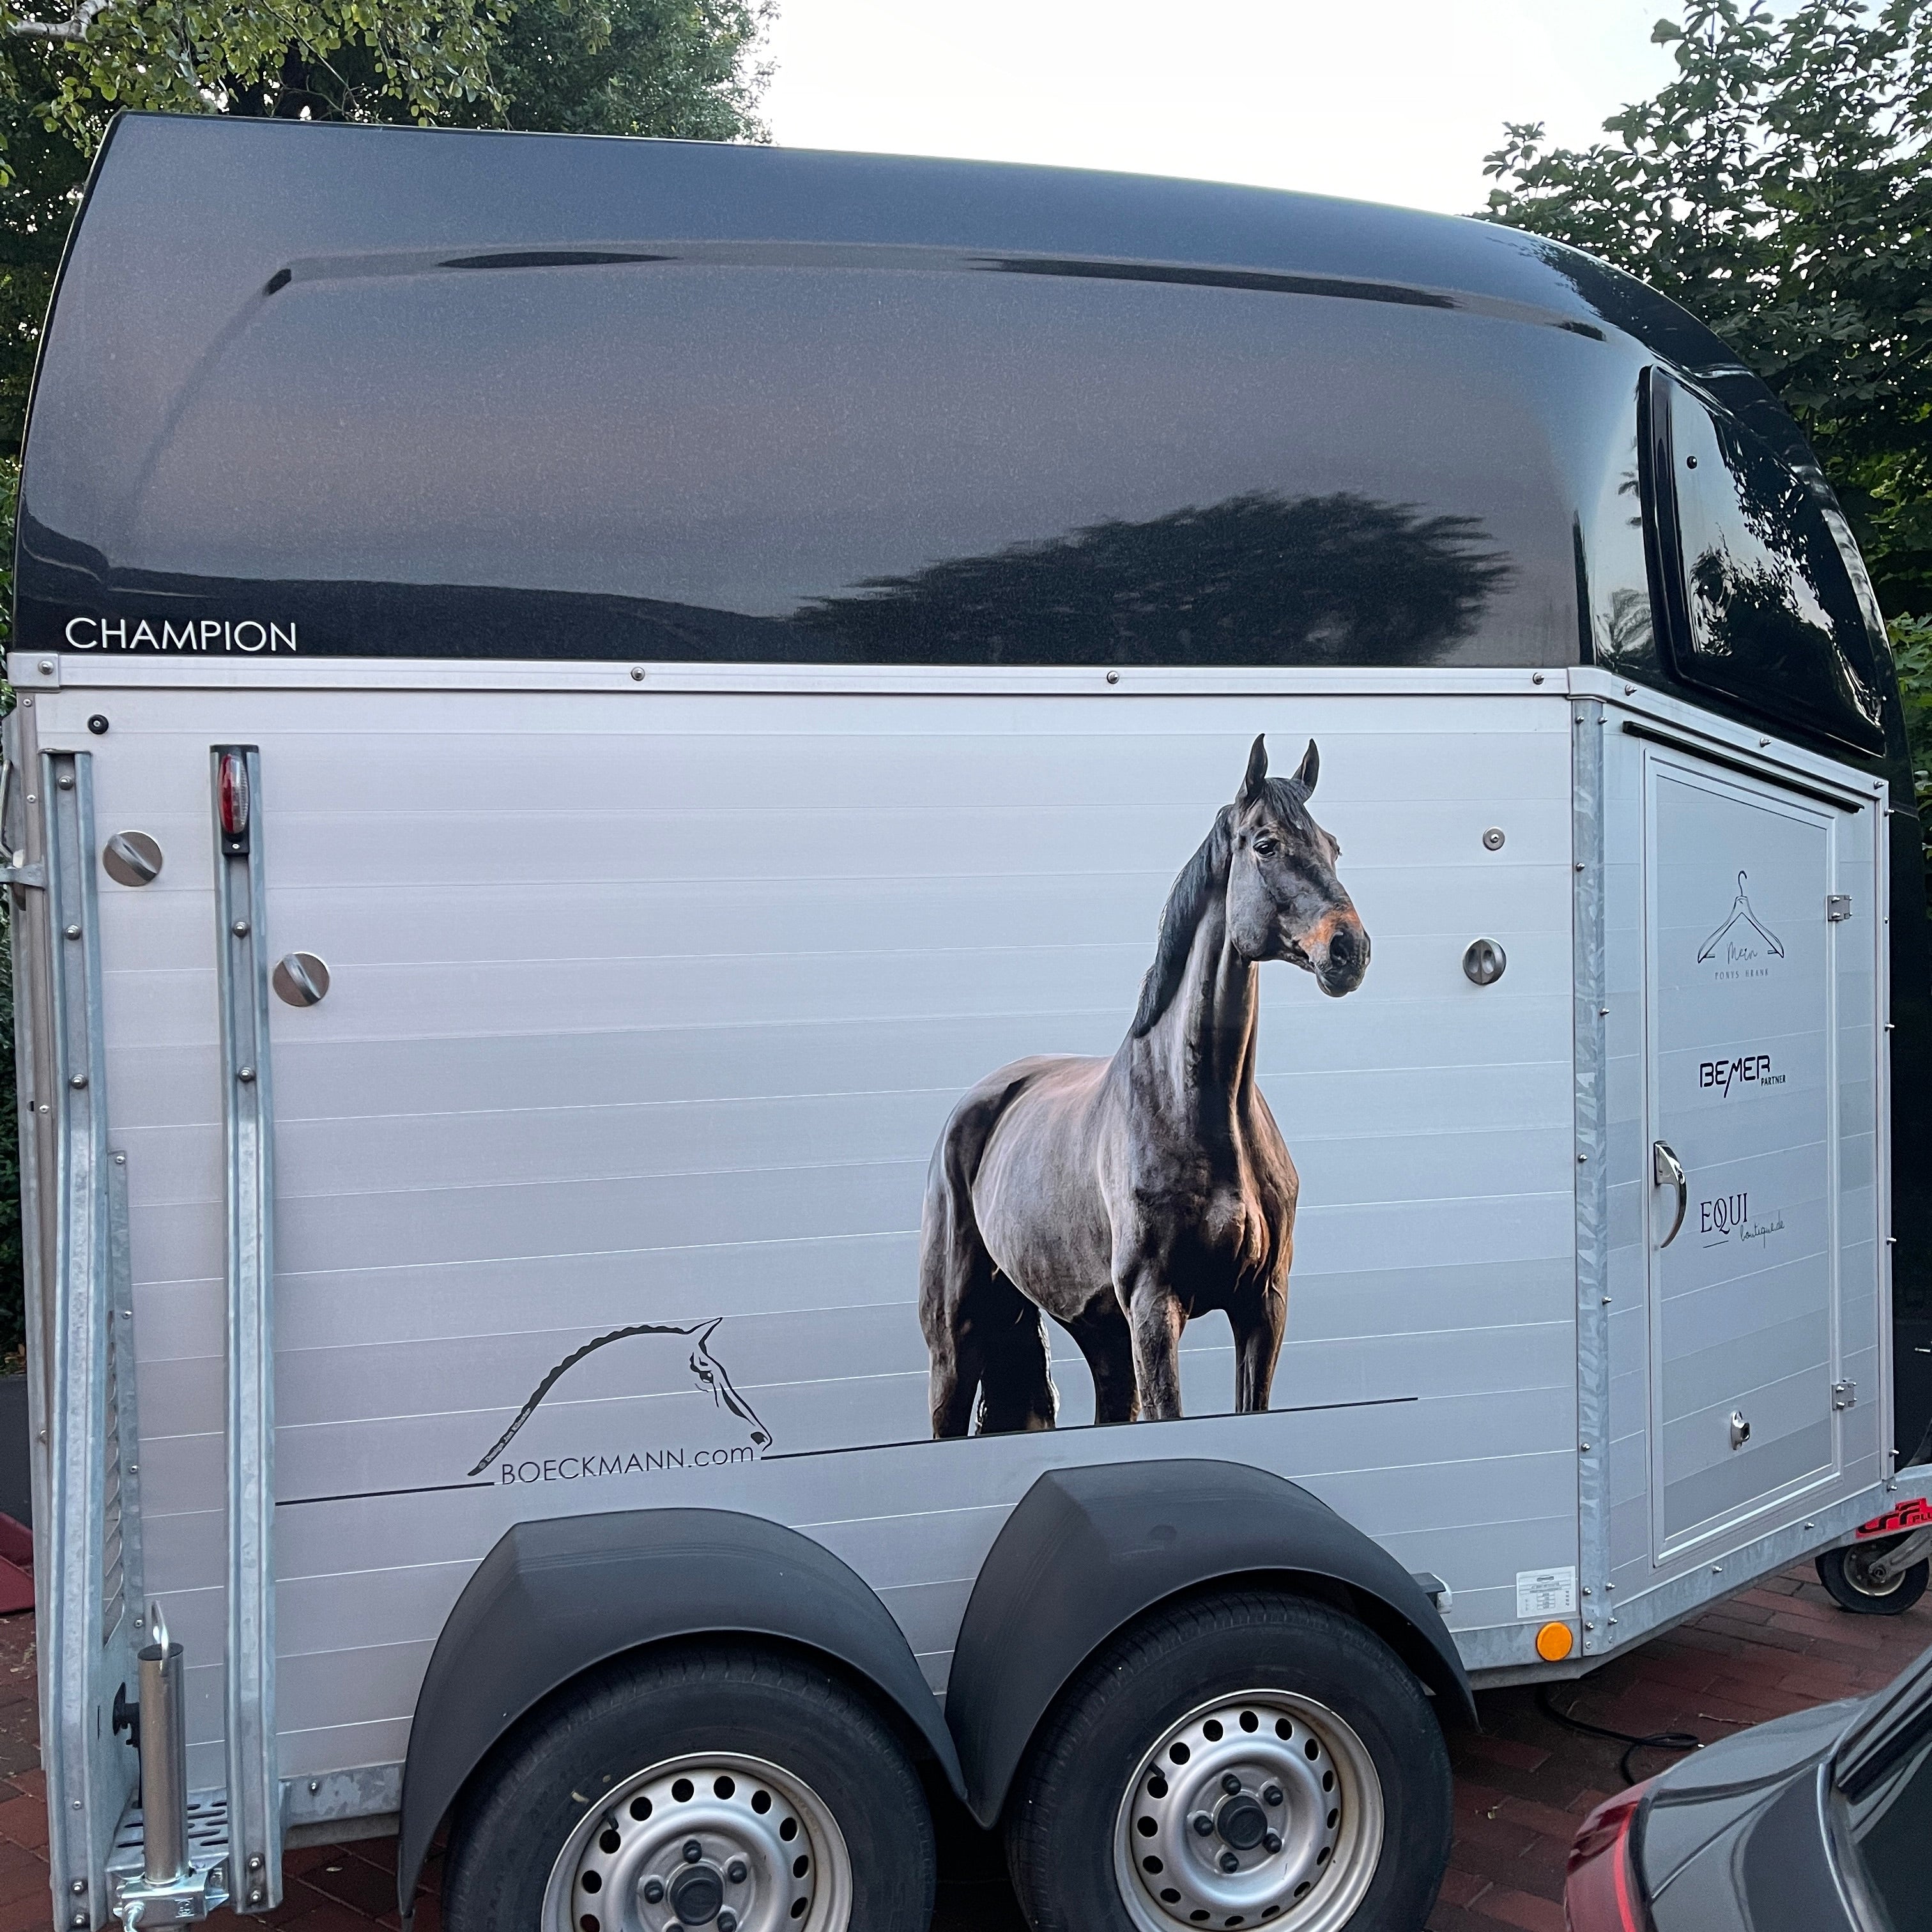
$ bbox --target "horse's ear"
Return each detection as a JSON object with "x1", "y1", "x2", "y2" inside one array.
[
  {"x1": 1292, "y1": 739, "x2": 1319, "y2": 797},
  {"x1": 1239, "y1": 734, "x2": 1269, "y2": 806}
]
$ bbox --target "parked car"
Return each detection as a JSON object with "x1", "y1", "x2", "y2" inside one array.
[{"x1": 1565, "y1": 1639, "x2": 1932, "y2": 1931}]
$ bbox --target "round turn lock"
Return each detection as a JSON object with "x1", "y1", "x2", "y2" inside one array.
[
  {"x1": 102, "y1": 831, "x2": 163, "y2": 887},
  {"x1": 1463, "y1": 939, "x2": 1507, "y2": 986},
  {"x1": 1535, "y1": 1621, "x2": 1575, "y2": 1662},
  {"x1": 273, "y1": 953, "x2": 331, "y2": 1008}
]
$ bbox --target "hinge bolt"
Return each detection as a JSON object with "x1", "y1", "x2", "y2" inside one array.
[
  {"x1": 236, "y1": 1068, "x2": 256, "y2": 1084},
  {"x1": 232, "y1": 920, "x2": 249, "y2": 937},
  {"x1": 64, "y1": 924, "x2": 80, "y2": 940},
  {"x1": 70, "y1": 1073, "x2": 87, "y2": 1089}
]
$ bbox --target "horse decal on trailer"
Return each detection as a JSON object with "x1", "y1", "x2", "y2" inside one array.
[{"x1": 918, "y1": 733, "x2": 1369, "y2": 1436}]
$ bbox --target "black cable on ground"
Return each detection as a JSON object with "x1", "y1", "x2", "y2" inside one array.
[{"x1": 1534, "y1": 1685, "x2": 1703, "y2": 1786}]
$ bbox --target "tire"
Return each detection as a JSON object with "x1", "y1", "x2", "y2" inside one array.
[
  {"x1": 442, "y1": 1643, "x2": 936, "y2": 1932},
  {"x1": 1004, "y1": 1591, "x2": 1451, "y2": 1932},
  {"x1": 1816, "y1": 1542, "x2": 1930, "y2": 1616}
]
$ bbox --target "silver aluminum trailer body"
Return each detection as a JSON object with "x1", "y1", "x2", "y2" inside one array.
[
  {"x1": 6, "y1": 650, "x2": 1894, "y2": 1857},
  {"x1": 11, "y1": 114, "x2": 1921, "y2": 1932}
]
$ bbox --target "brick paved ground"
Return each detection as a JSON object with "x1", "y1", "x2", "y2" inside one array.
[{"x1": 0, "y1": 1561, "x2": 1922, "y2": 1932}]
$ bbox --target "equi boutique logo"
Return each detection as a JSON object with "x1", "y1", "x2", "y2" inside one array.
[
  {"x1": 64, "y1": 617, "x2": 298, "y2": 652},
  {"x1": 1699, "y1": 1190, "x2": 1787, "y2": 1252},
  {"x1": 1697, "y1": 871, "x2": 1784, "y2": 982}
]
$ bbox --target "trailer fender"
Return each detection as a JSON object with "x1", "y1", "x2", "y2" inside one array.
[
  {"x1": 395, "y1": 1507, "x2": 963, "y2": 1913},
  {"x1": 946, "y1": 1459, "x2": 1476, "y2": 1826}
]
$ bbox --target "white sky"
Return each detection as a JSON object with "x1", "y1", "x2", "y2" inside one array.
[{"x1": 760, "y1": 1, "x2": 1682, "y2": 217}]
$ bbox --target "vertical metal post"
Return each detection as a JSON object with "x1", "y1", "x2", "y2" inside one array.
[
  {"x1": 211, "y1": 747, "x2": 281, "y2": 1910},
  {"x1": 34, "y1": 748, "x2": 141, "y2": 1926},
  {"x1": 137, "y1": 1606, "x2": 187, "y2": 1887}
]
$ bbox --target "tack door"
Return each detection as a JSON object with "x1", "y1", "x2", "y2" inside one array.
[{"x1": 1644, "y1": 751, "x2": 1844, "y2": 1558}]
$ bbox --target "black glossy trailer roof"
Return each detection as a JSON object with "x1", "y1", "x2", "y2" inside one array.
[{"x1": 8, "y1": 112, "x2": 1879, "y2": 742}]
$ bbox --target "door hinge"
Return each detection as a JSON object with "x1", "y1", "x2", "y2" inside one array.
[
  {"x1": 1832, "y1": 1381, "x2": 1857, "y2": 1411},
  {"x1": 1825, "y1": 894, "x2": 1852, "y2": 923}
]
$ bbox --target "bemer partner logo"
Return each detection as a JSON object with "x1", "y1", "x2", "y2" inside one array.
[
  {"x1": 1699, "y1": 1053, "x2": 1786, "y2": 1096},
  {"x1": 64, "y1": 617, "x2": 297, "y2": 652}
]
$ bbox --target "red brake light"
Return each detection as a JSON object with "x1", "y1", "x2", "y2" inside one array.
[
  {"x1": 1564, "y1": 1781, "x2": 1653, "y2": 1932},
  {"x1": 218, "y1": 752, "x2": 250, "y2": 839}
]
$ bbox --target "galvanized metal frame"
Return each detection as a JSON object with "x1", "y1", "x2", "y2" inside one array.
[
  {"x1": 31, "y1": 747, "x2": 143, "y2": 1928},
  {"x1": 1570, "y1": 699, "x2": 1613, "y2": 1657},
  {"x1": 211, "y1": 747, "x2": 282, "y2": 1912}
]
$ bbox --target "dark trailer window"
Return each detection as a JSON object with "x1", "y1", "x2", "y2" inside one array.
[
  {"x1": 22, "y1": 247, "x2": 1591, "y2": 666},
  {"x1": 1646, "y1": 369, "x2": 1887, "y2": 756}
]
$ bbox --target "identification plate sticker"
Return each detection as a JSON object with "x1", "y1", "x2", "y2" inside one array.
[{"x1": 1516, "y1": 1567, "x2": 1578, "y2": 1620}]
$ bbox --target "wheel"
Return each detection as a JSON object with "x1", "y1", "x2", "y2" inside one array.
[
  {"x1": 1004, "y1": 1591, "x2": 1451, "y2": 1932},
  {"x1": 1816, "y1": 1540, "x2": 1930, "y2": 1616},
  {"x1": 442, "y1": 1643, "x2": 936, "y2": 1932}
]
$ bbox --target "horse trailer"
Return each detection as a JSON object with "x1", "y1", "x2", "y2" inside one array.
[{"x1": 10, "y1": 112, "x2": 1932, "y2": 1932}]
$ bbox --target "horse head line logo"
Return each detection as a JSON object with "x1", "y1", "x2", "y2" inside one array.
[{"x1": 468, "y1": 1316, "x2": 771, "y2": 1476}]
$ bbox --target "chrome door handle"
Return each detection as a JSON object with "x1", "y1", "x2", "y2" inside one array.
[{"x1": 1653, "y1": 1140, "x2": 1687, "y2": 1248}]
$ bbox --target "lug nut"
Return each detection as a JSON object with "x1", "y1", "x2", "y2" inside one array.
[
  {"x1": 682, "y1": 1840, "x2": 703, "y2": 1864},
  {"x1": 1218, "y1": 1850, "x2": 1239, "y2": 1873},
  {"x1": 726, "y1": 1862, "x2": 747, "y2": 1884},
  {"x1": 717, "y1": 1915, "x2": 737, "y2": 1932},
  {"x1": 1264, "y1": 1831, "x2": 1283, "y2": 1855},
  {"x1": 1221, "y1": 1773, "x2": 1241, "y2": 1795},
  {"x1": 643, "y1": 1879, "x2": 666, "y2": 1903},
  {"x1": 1191, "y1": 1813, "x2": 1214, "y2": 1836},
  {"x1": 1262, "y1": 1784, "x2": 1284, "y2": 1806}
]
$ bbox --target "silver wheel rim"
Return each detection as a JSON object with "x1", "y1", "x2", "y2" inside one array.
[
  {"x1": 542, "y1": 1751, "x2": 853, "y2": 1932},
  {"x1": 1841, "y1": 1545, "x2": 1906, "y2": 1598},
  {"x1": 1112, "y1": 1690, "x2": 1384, "y2": 1932}
]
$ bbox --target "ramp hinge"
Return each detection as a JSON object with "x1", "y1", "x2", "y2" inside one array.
[
  {"x1": 3, "y1": 858, "x2": 45, "y2": 891},
  {"x1": 1832, "y1": 1381, "x2": 1857, "y2": 1411},
  {"x1": 1825, "y1": 894, "x2": 1851, "y2": 923}
]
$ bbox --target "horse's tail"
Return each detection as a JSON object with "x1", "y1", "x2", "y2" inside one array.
[{"x1": 918, "y1": 1070, "x2": 1046, "y2": 1438}]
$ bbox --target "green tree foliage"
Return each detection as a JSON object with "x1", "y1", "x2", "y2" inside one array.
[
  {"x1": 1482, "y1": 0, "x2": 1932, "y2": 617},
  {"x1": 487, "y1": 0, "x2": 769, "y2": 140}
]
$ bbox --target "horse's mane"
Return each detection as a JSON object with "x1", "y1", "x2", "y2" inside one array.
[
  {"x1": 1130, "y1": 808, "x2": 1233, "y2": 1038},
  {"x1": 1128, "y1": 776, "x2": 1308, "y2": 1038}
]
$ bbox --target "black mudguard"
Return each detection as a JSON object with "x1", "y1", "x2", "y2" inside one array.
[
  {"x1": 394, "y1": 1507, "x2": 963, "y2": 1915},
  {"x1": 946, "y1": 1459, "x2": 1476, "y2": 1825}
]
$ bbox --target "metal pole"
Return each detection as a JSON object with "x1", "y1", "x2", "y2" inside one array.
[{"x1": 136, "y1": 1604, "x2": 187, "y2": 1888}]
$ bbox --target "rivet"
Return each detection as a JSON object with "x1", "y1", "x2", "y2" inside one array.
[
  {"x1": 19, "y1": 698, "x2": 29, "y2": 709},
  {"x1": 1598, "y1": 1006, "x2": 1609, "y2": 1016},
  {"x1": 114, "y1": 1154, "x2": 125, "y2": 1165},
  {"x1": 232, "y1": 920, "x2": 250, "y2": 937},
  {"x1": 1575, "y1": 860, "x2": 1585, "y2": 871},
  {"x1": 1577, "y1": 1153, "x2": 1587, "y2": 1163},
  {"x1": 629, "y1": 667, "x2": 645, "y2": 682},
  {"x1": 309, "y1": 1781, "x2": 320, "y2": 1794},
  {"x1": 1581, "y1": 1442, "x2": 1591, "y2": 1452},
  {"x1": 65, "y1": 924, "x2": 80, "y2": 939},
  {"x1": 38, "y1": 660, "x2": 52, "y2": 675},
  {"x1": 57, "y1": 774, "x2": 73, "y2": 789},
  {"x1": 1105, "y1": 670, "x2": 1120, "y2": 684},
  {"x1": 69, "y1": 1073, "x2": 87, "y2": 1089},
  {"x1": 236, "y1": 1067, "x2": 256, "y2": 1084},
  {"x1": 1623, "y1": 683, "x2": 1634, "y2": 694},
  {"x1": 1531, "y1": 671, "x2": 1545, "y2": 684},
  {"x1": 86, "y1": 716, "x2": 109, "y2": 737},
  {"x1": 1482, "y1": 827, "x2": 1505, "y2": 851}
]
